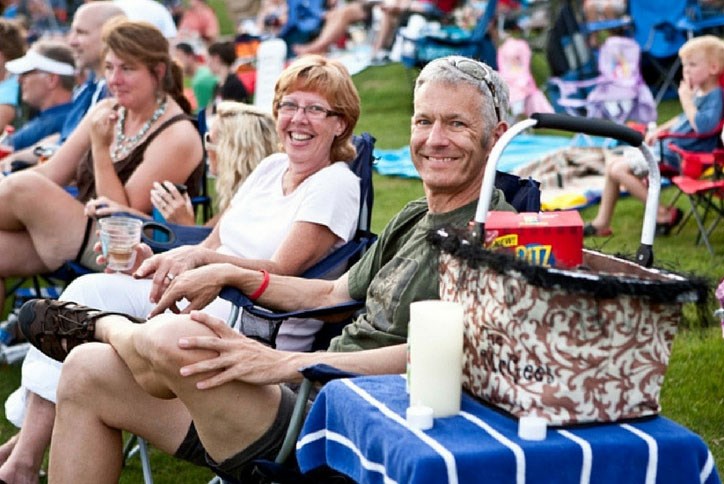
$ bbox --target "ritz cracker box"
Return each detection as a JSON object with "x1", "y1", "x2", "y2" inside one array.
[{"x1": 484, "y1": 210, "x2": 583, "y2": 268}]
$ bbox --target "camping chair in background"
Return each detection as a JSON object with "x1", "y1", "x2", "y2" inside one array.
[
  {"x1": 669, "y1": 147, "x2": 724, "y2": 255},
  {"x1": 544, "y1": 0, "x2": 597, "y2": 108},
  {"x1": 656, "y1": 71, "x2": 724, "y2": 185},
  {"x1": 398, "y1": 0, "x2": 498, "y2": 72},
  {"x1": 548, "y1": 36, "x2": 656, "y2": 131},
  {"x1": 629, "y1": 0, "x2": 724, "y2": 105},
  {"x1": 277, "y1": 0, "x2": 326, "y2": 51}
]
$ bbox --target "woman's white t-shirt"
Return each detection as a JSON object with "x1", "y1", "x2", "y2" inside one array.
[{"x1": 217, "y1": 153, "x2": 360, "y2": 260}]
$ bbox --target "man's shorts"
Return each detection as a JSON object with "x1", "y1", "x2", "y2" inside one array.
[{"x1": 173, "y1": 384, "x2": 298, "y2": 481}]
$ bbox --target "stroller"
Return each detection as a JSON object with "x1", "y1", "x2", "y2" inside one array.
[
  {"x1": 549, "y1": 36, "x2": 656, "y2": 126},
  {"x1": 496, "y1": 37, "x2": 554, "y2": 121}
]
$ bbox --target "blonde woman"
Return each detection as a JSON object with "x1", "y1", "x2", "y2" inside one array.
[{"x1": 151, "y1": 102, "x2": 279, "y2": 226}]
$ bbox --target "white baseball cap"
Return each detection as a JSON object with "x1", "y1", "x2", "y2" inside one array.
[{"x1": 6, "y1": 50, "x2": 75, "y2": 76}]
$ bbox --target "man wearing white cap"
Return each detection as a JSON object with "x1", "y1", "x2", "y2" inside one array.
[
  {"x1": 1, "y1": 42, "x2": 75, "y2": 154},
  {"x1": 0, "y1": 1, "x2": 125, "y2": 170}
]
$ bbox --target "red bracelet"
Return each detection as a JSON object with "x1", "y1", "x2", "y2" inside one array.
[{"x1": 249, "y1": 269, "x2": 270, "y2": 301}]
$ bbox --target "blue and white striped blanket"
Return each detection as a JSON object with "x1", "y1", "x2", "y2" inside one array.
[{"x1": 297, "y1": 375, "x2": 720, "y2": 484}]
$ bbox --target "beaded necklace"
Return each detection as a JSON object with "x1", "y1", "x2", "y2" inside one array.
[{"x1": 111, "y1": 95, "x2": 168, "y2": 162}]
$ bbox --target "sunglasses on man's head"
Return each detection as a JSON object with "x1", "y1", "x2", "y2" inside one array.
[{"x1": 447, "y1": 58, "x2": 501, "y2": 123}]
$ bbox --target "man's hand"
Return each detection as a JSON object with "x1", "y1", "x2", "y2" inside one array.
[
  {"x1": 148, "y1": 263, "x2": 228, "y2": 316},
  {"x1": 177, "y1": 311, "x2": 297, "y2": 389}
]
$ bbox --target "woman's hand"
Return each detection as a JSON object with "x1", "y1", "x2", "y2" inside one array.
[
  {"x1": 177, "y1": 311, "x2": 296, "y2": 389},
  {"x1": 151, "y1": 181, "x2": 195, "y2": 225},
  {"x1": 148, "y1": 264, "x2": 229, "y2": 316},
  {"x1": 89, "y1": 100, "x2": 119, "y2": 150},
  {"x1": 93, "y1": 239, "x2": 153, "y2": 274},
  {"x1": 134, "y1": 245, "x2": 212, "y2": 303},
  {"x1": 84, "y1": 196, "x2": 131, "y2": 219}
]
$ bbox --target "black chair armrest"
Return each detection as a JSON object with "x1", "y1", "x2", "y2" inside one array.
[{"x1": 300, "y1": 363, "x2": 361, "y2": 384}]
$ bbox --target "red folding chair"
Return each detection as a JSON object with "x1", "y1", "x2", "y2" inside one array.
[{"x1": 669, "y1": 148, "x2": 724, "y2": 254}]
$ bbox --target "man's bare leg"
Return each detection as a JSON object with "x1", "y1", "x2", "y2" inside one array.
[
  {"x1": 294, "y1": 3, "x2": 368, "y2": 55},
  {"x1": 49, "y1": 342, "x2": 192, "y2": 483},
  {"x1": 50, "y1": 313, "x2": 281, "y2": 482}
]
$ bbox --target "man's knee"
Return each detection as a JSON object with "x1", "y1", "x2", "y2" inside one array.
[
  {"x1": 340, "y1": 3, "x2": 367, "y2": 23},
  {"x1": 136, "y1": 314, "x2": 212, "y2": 375},
  {"x1": 57, "y1": 344, "x2": 115, "y2": 404}
]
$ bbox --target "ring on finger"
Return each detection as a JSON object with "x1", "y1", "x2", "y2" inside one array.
[{"x1": 166, "y1": 273, "x2": 175, "y2": 282}]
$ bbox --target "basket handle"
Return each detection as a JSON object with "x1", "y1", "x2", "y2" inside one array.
[{"x1": 473, "y1": 113, "x2": 659, "y2": 268}]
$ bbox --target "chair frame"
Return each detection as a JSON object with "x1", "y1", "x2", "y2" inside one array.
[{"x1": 670, "y1": 148, "x2": 724, "y2": 254}]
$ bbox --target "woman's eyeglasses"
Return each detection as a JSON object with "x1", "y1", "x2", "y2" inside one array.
[
  {"x1": 277, "y1": 101, "x2": 340, "y2": 120},
  {"x1": 203, "y1": 132, "x2": 217, "y2": 151},
  {"x1": 447, "y1": 58, "x2": 501, "y2": 123}
]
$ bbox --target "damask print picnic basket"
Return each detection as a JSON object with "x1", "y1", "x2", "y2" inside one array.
[{"x1": 430, "y1": 114, "x2": 708, "y2": 426}]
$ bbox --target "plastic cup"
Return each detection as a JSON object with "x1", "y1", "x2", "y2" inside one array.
[{"x1": 99, "y1": 216, "x2": 142, "y2": 271}]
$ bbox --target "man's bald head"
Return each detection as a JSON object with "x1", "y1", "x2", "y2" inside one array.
[{"x1": 68, "y1": 1, "x2": 125, "y2": 72}]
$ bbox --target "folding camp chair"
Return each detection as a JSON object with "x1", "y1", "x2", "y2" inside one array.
[
  {"x1": 497, "y1": 37, "x2": 554, "y2": 121},
  {"x1": 655, "y1": 71, "x2": 724, "y2": 194},
  {"x1": 666, "y1": 147, "x2": 724, "y2": 255},
  {"x1": 277, "y1": 0, "x2": 326, "y2": 51},
  {"x1": 629, "y1": 0, "x2": 724, "y2": 105},
  {"x1": 398, "y1": 0, "x2": 498, "y2": 71},
  {"x1": 545, "y1": 0, "x2": 597, "y2": 107}
]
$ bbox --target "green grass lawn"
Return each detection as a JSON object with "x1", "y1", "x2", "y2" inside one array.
[{"x1": 1, "y1": 61, "x2": 722, "y2": 482}]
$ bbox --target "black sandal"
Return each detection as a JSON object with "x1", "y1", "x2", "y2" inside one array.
[{"x1": 18, "y1": 299, "x2": 145, "y2": 362}]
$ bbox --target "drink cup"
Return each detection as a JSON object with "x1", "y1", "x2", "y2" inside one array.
[{"x1": 99, "y1": 216, "x2": 143, "y2": 271}]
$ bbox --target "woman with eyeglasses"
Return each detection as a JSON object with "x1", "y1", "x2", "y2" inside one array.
[{"x1": 1, "y1": 55, "x2": 361, "y2": 484}]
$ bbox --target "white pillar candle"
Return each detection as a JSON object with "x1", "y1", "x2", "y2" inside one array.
[{"x1": 408, "y1": 300, "x2": 464, "y2": 417}]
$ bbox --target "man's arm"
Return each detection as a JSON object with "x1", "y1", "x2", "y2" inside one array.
[{"x1": 179, "y1": 311, "x2": 406, "y2": 389}]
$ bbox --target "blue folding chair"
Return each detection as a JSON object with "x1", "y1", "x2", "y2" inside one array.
[
  {"x1": 399, "y1": 0, "x2": 498, "y2": 71},
  {"x1": 277, "y1": 0, "x2": 326, "y2": 52},
  {"x1": 630, "y1": 0, "x2": 724, "y2": 104}
]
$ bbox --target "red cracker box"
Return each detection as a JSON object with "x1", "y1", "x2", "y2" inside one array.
[{"x1": 485, "y1": 211, "x2": 583, "y2": 268}]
